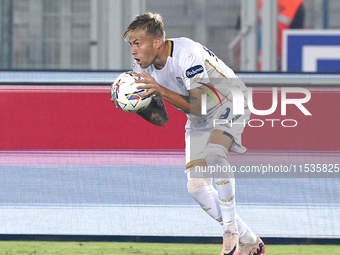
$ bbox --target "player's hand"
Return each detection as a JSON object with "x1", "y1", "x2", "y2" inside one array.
[{"x1": 135, "y1": 72, "x2": 164, "y2": 97}]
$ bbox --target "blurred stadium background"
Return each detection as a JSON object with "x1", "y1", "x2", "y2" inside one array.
[
  {"x1": 0, "y1": 0, "x2": 340, "y2": 248},
  {"x1": 1, "y1": 0, "x2": 340, "y2": 71}
]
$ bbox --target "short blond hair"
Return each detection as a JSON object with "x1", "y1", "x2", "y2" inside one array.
[{"x1": 124, "y1": 12, "x2": 165, "y2": 41}]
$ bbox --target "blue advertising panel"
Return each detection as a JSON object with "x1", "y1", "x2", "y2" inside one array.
[{"x1": 282, "y1": 30, "x2": 340, "y2": 72}]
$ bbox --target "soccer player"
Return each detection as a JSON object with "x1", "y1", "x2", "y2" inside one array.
[{"x1": 121, "y1": 12, "x2": 265, "y2": 255}]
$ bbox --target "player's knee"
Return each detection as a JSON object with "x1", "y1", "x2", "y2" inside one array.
[
  {"x1": 204, "y1": 143, "x2": 230, "y2": 169},
  {"x1": 204, "y1": 143, "x2": 234, "y2": 178},
  {"x1": 187, "y1": 177, "x2": 212, "y2": 197},
  {"x1": 204, "y1": 143, "x2": 229, "y2": 161}
]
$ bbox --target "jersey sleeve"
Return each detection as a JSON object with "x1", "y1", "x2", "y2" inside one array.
[{"x1": 180, "y1": 50, "x2": 210, "y2": 91}]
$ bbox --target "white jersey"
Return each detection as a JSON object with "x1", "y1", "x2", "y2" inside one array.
[
  {"x1": 133, "y1": 37, "x2": 247, "y2": 117},
  {"x1": 133, "y1": 37, "x2": 250, "y2": 157}
]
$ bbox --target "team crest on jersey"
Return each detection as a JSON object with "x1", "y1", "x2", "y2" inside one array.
[
  {"x1": 186, "y1": 65, "x2": 204, "y2": 78},
  {"x1": 176, "y1": 77, "x2": 184, "y2": 86}
]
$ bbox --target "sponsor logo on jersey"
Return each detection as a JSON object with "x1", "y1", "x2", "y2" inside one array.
[{"x1": 186, "y1": 65, "x2": 204, "y2": 78}]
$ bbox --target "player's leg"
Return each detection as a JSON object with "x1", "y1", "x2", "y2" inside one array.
[
  {"x1": 236, "y1": 206, "x2": 264, "y2": 255},
  {"x1": 205, "y1": 131, "x2": 236, "y2": 231},
  {"x1": 186, "y1": 130, "x2": 223, "y2": 222},
  {"x1": 201, "y1": 59, "x2": 264, "y2": 254},
  {"x1": 203, "y1": 132, "x2": 239, "y2": 255},
  {"x1": 186, "y1": 170, "x2": 223, "y2": 222},
  {"x1": 237, "y1": 216, "x2": 265, "y2": 255},
  {"x1": 186, "y1": 128, "x2": 259, "y2": 255},
  {"x1": 186, "y1": 162, "x2": 259, "y2": 242},
  {"x1": 207, "y1": 106, "x2": 264, "y2": 254}
]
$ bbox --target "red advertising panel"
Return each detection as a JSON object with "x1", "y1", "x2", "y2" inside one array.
[{"x1": 0, "y1": 86, "x2": 339, "y2": 151}]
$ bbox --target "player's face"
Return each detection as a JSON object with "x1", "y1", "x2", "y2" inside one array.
[{"x1": 128, "y1": 31, "x2": 159, "y2": 69}]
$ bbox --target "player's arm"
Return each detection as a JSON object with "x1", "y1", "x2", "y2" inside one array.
[
  {"x1": 136, "y1": 72, "x2": 205, "y2": 116},
  {"x1": 136, "y1": 95, "x2": 169, "y2": 126},
  {"x1": 158, "y1": 85, "x2": 204, "y2": 115}
]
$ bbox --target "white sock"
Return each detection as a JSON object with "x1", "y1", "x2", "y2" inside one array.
[
  {"x1": 237, "y1": 215, "x2": 257, "y2": 244},
  {"x1": 213, "y1": 177, "x2": 236, "y2": 225},
  {"x1": 223, "y1": 220, "x2": 238, "y2": 234},
  {"x1": 187, "y1": 171, "x2": 256, "y2": 239},
  {"x1": 186, "y1": 175, "x2": 222, "y2": 221},
  {"x1": 239, "y1": 228, "x2": 257, "y2": 244},
  {"x1": 236, "y1": 214, "x2": 248, "y2": 237},
  {"x1": 203, "y1": 143, "x2": 236, "y2": 231}
]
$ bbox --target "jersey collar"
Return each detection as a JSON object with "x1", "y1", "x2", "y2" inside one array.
[{"x1": 167, "y1": 40, "x2": 174, "y2": 57}]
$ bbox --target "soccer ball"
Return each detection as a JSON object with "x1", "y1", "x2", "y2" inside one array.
[{"x1": 111, "y1": 71, "x2": 152, "y2": 113}]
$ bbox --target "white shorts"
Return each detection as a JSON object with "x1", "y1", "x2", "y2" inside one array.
[{"x1": 185, "y1": 100, "x2": 251, "y2": 165}]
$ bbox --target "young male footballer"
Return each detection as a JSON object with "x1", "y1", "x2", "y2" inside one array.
[{"x1": 122, "y1": 12, "x2": 265, "y2": 255}]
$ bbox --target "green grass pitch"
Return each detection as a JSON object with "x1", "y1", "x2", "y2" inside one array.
[{"x1": 0, "y1": 241, "x2": 339, "y2": 255}]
